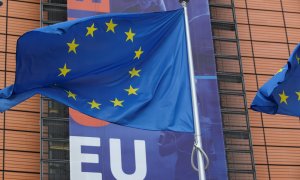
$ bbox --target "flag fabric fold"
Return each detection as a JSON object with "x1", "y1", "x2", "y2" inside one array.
[
  {"x1": 251, "y1": 43, "x2": 300, "y2": 116},
  {"x1": 0, "y1": 9, "x2": 194, "y2": 132}
]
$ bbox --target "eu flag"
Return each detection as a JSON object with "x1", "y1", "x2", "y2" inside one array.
[
  {"x1": 0, "y1": 9, "x2": 194, "y2": 132},
  {"x1": 251, "y1": 44, "x2": 300, "y2": 116}
]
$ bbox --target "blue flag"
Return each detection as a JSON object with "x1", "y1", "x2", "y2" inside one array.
[
  {"x1": 251, "y1": 44, "x2": 300, "y2": 116},
  {"x1": 0, "y1": 9, "x2": 194, "y2": 132}
]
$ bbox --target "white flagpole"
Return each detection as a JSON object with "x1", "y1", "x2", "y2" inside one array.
[{"x1": 180, "y1": 1, "x2": 206, "y2": 180}]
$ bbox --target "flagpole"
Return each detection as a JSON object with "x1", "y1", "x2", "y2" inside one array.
[{"x1": 180, "y1": 1, "x2": 206, "y2": 180}]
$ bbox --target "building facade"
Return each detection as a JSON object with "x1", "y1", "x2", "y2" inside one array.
[
  {"x1": 0, "y1": 0, "x2": 41, "y2": 178},
  {"x1": 0, "y1": 0, "x2": 300, "y2": 179},
  {"x1": 236, "y1": 0, "x2": 300, "y2": 179}
]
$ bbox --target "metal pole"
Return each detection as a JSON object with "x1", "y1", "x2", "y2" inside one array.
[{"x1": 180, "y1": 1, "x2": 206, "y2": 180}]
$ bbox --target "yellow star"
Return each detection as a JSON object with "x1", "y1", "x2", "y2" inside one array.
[
  {"x1": 125, "y1": 28, "x2": 135, "y2": 42},
  {"x1": 129, "y1": 68, "x2": 141, "y2": 78},
  {"x1": 296, "y1": 54, "x2": 300, "y2": 64},
  {"x1": 276, "y1": 68, "x2": 284, "y2": 74},
  {"x1": 296, "y1": 91, "x2": 300, "y2": 101},
  {"x1": 67, "y1": 39, "x2": 79, "y2": 54},
  {"x1": 88, "y1": 99, "x2": 101, "y2": 109},
  {"x1": 106, "y1": 19, "x2": 117, "y2": 33},
  {"x1": 110, "y1": 98, "x2": 124, "y2": 107},
  {"x1": 86, "y1": 23, "x2": 98, "y2": 37},
  {"x1": 66, "y1": 90, "x2": 77, "y2": 100},
  {"x1": 279, "y1": 90, "x2": 288, "y2": 104},
  {"x1": 58, "y1": 63, "x2": 71, "y2": 77},
  {"x1": 125, "y1": 85, "x2": 138, "y2": 95},
  {"x1": 134, "y1": 47, "x2": 143, "y2": 59}
]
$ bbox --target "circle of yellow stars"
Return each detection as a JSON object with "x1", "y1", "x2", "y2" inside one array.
[{"x1": 57, "y1": 18, "x2": 144, "y2": 110}]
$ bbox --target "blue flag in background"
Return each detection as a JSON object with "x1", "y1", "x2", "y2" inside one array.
[
  {"x1": 0, "y1": 9, "x2": 194, "y2": 132},
  {"x1": 251, "y1": 44, "x2": 300, "y2": 116}
]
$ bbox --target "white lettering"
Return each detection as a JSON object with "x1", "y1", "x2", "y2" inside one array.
[
  {"x1": 70, "y1": 136, "x2": 102, "y2": 180},
  {"x1": 110, "y1": 138, "x2": 147, "y2": 180}
]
